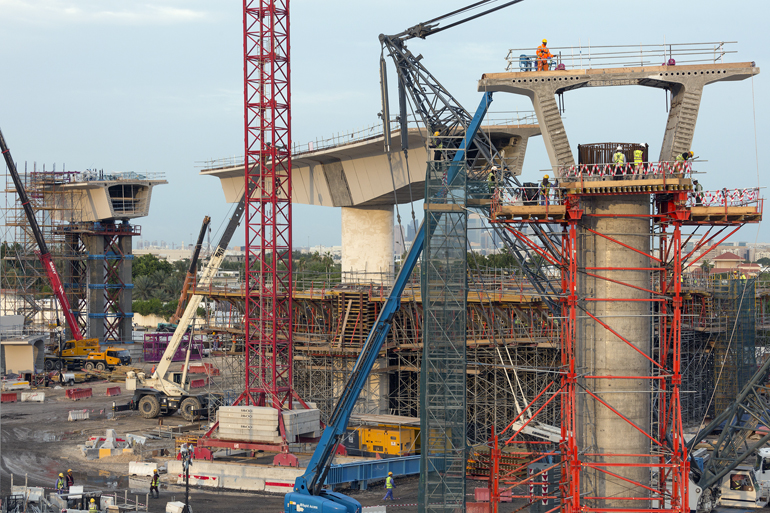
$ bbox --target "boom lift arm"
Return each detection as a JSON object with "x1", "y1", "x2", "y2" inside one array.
[
  {"x1": 170, "y1": 215, "x2": 211, "y2": 324},
  {"x1": 0, "y1": 128, "x2": 84, "y2": 340},
  {"x1": 285, "y1": 92, "x2": 494, "y2": 513}
]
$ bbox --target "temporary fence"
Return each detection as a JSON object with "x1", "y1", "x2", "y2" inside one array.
[
  {"x1": 559, "y1": 160, "x2": 693, "y2": 180},
  {"x1": 1, "y1": 392, "x2": 18, "y2": 403}
]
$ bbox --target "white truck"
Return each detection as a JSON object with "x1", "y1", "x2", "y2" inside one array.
[{"x1": 122, "y1": 185, "x2": 252, "y2": 421}]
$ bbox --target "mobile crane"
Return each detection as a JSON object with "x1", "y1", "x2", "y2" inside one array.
[
  {"x1": 0, "y1": 128, "x2": 102, "y2": 354},
  {"x1": 169, "y1": 215, "x2": 211, "y2": 324},
  {"x1": 125, "y1": 185, "x2": 252, "y2": 421}
]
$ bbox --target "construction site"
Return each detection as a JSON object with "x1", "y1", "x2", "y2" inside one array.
[{"x1": 1, "y1": 2, "x2": 768, "y2": 513}]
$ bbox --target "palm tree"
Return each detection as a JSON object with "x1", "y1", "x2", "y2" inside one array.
[{"x1": 133, "y1": 275, "x2": 153, "y2": 301}]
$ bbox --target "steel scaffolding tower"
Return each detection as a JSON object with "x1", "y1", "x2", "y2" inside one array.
[
  {"x1": 419, "y1": 161, "x2": 468, "y2": 512},
  {"x1": 241, "y1": 0, "x2": 295, "y2": 409}
]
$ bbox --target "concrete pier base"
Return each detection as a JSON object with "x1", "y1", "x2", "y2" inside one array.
[
  {"x1": 341, "y1": 205, "x2": 394, "y2": 283},
  {"x1": 578, "y1": 195, "x2": 651, "y2": 509}
]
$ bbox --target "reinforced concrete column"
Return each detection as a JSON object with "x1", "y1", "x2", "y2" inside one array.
[
  {"x1": 119, "y1": 234, "x2": 133, "y2": 343},
  {"x1": 85, "y1": 234, "x2": 105, "y2": 342},
  {"x1": 341, "y1": 205, "x2": 394, "y2": 283},
  {"x1": 577, "y1": 195, "x2": 651, "y2": 509}
]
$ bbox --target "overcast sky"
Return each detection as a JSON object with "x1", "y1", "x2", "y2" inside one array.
[{"x1": 0, "y1": 0, "x2": 767, "y2": 249}]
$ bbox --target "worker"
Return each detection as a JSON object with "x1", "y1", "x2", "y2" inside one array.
[
  {"x1": 383, "y1": 471, "x2": 396, "y2": 501},
  {"x1": 150, "y1": 469, "x2": 160, "y2": 498},
  {"x1": 429, "y1": 131, "x2": 443, "y2": 161},
  {"x1": 540, "y1": 175, "x2": 551, "y2": 205},
  {"x1": 613, "y1": 146, "x2": 626, "y2": 180},
  {"x1": 66, "y1": 469, "x2": 74, "y2": 490},
  {"x1": 56, "y1": 473, "x2": 66, "y2": 494},
  {"x1": 675, "y1": 150, "x2": 695, "y2": 176},
  {"x1": 741, "y1": 273, "x2": 747, "y2": 280},
  {"x1": 633, "y1": 146, "x2": 644, "y2": 175},
  {"x1": 536, "y1": 39, "x2": 552, "y2": 71},
  {"x1": 88, "y1": 498, "x2": 98, "y2": 513},
  {"x1": 487, "y1": 166, "x2": 498, "y2": 197},
  {"x1": 692, "y1": 179, "x2": 704, "y2": 206}
]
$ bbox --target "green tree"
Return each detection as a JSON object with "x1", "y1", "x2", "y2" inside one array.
[
  {"x1": 756, "y1": 257, "x2": 770, "y2": 268},
  {"x1": 133, "y1": 253, "x2": 173, "y2": 279},
  {"x1": 133, "y1": 275, "x2": 153, "y2": 300}
]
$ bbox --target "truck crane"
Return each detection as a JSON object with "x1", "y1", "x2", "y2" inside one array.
[
  {"x1": 125, "y1": 184, "x2": 253, "y2": 421},
  {"x1": 0, "y1": 127, "x2": 87, "y2": 342},
  {"x1": 169, "y1": 215, "x2": 211, "y2": 324}
]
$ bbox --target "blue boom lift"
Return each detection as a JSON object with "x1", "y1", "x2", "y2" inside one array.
[{"x1": 284, "y1": 92, "x2": 494, "y2": 513}]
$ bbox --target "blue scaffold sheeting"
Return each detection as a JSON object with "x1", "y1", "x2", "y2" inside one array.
[{"x1": 324, "y1": 455, "x2": 420, "y2": 487}]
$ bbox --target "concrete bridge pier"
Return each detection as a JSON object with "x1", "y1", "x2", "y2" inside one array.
[{"x1": 341, "y1": 205, "x2": 394, "y2": 282}]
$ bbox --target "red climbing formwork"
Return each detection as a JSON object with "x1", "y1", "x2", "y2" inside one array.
[{"x1": 487, "y1": 165, "x2": 763, "y2": 513}]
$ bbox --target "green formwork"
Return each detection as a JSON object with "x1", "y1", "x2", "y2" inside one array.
[{"x1": 419, "y1": 161, "x2": 468, "y2": 513}]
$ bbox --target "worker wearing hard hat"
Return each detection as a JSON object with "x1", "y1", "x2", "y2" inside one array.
[
  {"x1": 613, "y1": 146, "x2": 626, "y2": 180},
  {"x1": 633, "y1": 146, "x2": 644, "y2": 174},
  {"x1": 383, "y1": 471, "x2": 396, "y2": 501},
  {"x1": 487, "y1": 166, "x2": 498, "y2": 197},
  {"x1": 150, "y1": 469, "x2": 160, "y2": 498},
  {"x1": 429, "y1": 130, "x2": 443, "y2": 161},
  {"x1": 540, "y1": 175, "x2": 552, "y2": 205},
  {"x1": 56, "y1": 473, "x2": 66, "y2": 494},
  {"x1": 66, "y1": 469, "x2": 75, "y2": 491},
  {"x1": 537, "y1": 39, "x2": 553, "y2": 71},
  {"x1": 89, "y1": 498, "x2": 98, "y2": 513},
  {"x1": 675, "y1": 150, "x2": 695, "y2": 176}
]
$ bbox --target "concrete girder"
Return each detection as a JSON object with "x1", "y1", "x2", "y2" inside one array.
[{"x1": 478, "y1": 62, "x2": 759, "y2": 171}]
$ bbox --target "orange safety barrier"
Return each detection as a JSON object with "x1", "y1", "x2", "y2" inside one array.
[
  {"x1": 66, "y1": 388, "x2": 93, "y2": 400},
  {"x1": 189, "y1": 378, "x2": 208, "y2": 389},
  {"x1": 1, "y1": 392, "x2": 18, "y2": 403},
  {"x1": 105, "y1": 386, "x2": 121, "y2": 397}
]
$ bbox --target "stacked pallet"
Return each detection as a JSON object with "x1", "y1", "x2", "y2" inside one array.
[
  {"x1": 282, "y1": 409, "x2": 321, "y2": 443},
  {"x1": 217, "y1": 406, "x2": 282, "y2": 444}
]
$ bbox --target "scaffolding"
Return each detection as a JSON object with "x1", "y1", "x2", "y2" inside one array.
[{"x1": 1, "y1": 164, "x2": 87, "y2": 336}]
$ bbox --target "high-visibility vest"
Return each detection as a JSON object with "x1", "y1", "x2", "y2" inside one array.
[
  {"x1": 386, "y1": 476, "x2": 394, "y2": 489},
  {"x1": 633, "y1": 149, "x2": 643, "y2": 164},
  {"x1": 541, "y1": 180, "x2": 551, "y2": 196},
  {"x1": 89, "y1": 504, "x2": 98, "y2": 513},
  {"x1": 675, "y1": 153, "x2": 687, "y2": 162},
  {"x1": 613, "y1": 152, "x2": 625, "y2": 165},
  {"x1": 151, "y1": 475, "x2": 159, "y2": 487},
  {"x1": 57, "y1": 478, "x2": 65, "y2": 491}
]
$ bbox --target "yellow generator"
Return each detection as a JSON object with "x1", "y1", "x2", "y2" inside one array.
[{"x1": 341, "y1": 414, "x2": 421, "y2": 457}]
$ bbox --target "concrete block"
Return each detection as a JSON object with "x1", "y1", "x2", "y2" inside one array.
[
  {"x1": 82, "y1": 448, "x2": 100, "y2": 460},
  {"x1": 166, "y1": 501, "x2": 187, "y2": 513},
  {"x1": 167, "y1": 460, "x2": 301, "y2": 493},
  {"x1": 129, "y1": 461, "x2": 157, "y2": 476},
  {"x1": 126, "y1": 434, "x2": 147, "y2": 446},
  {"x1": 68, "y1": 410, "x2": 90, "y2": 421},
  {"x1": 21, "y1": 391, "x2": 45, "y2": 402},
  {"x1": 362, "y1": 507, "x2": 387, "y2": 513}
]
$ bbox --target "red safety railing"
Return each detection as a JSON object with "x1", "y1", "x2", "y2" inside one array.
[{"x1": 65, "y1": 388, "x2": 93, "y2": 400}]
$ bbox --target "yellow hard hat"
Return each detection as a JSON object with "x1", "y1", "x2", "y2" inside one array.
[
  {"x1": 544, "y1": 174, "x2": 549, "y2": 179},
  {"x1": 388, "y1": 471, "x2": 393, "y2": 475},
  {"x1": 433, "y1": 131, "x2": 440, "y2": 137},
  {"x1": 59, "y1": 473, "x2": 64, "y2": 477},
  {"x1": 90, "y1": 498, "x2": 96, "y2": 503},
  {"x1": 542, "y1": 39, "x2": 547, "y2": 44},
  {"x1": 689, "y1": 150, "x2": 695, "y2": 156},
  {"x1": 68, "y1": 469, "x2": 72, "y2": 472}
]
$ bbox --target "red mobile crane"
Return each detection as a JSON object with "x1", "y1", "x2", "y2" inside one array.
[{"x1": 0, "y1": 128, "x2": 84, "y2": 341}]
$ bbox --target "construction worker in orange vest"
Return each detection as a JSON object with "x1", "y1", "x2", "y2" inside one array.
[{"x1": 537, "y1": 39, "x2": 553, "y2": 71}]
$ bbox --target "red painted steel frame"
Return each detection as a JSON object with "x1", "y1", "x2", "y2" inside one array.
[
  {"x1": 494, "y1": 190, "x2": 701, "y2": 513},
  {"x1": 241, "y1": 0, "x2": 294, "y2": 409}
]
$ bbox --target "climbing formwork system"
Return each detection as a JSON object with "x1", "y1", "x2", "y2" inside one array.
[{"x1": 488, "y1": 158, "x2": 762, "y2": 513}]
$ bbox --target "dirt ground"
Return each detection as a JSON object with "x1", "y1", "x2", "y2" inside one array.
[{"x1": 0, "y1": 379, "x2": 527, "y2": 512}]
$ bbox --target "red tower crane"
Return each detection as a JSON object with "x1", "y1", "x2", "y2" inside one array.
[{"x1": 240, "y1": 0, "x2": 296, "y2": 411}]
